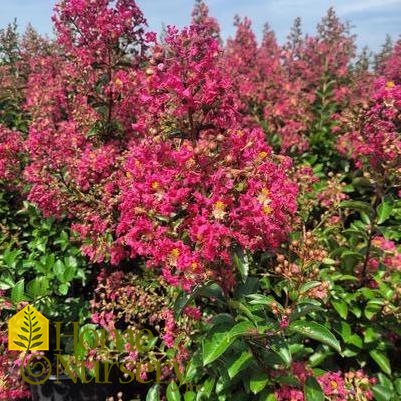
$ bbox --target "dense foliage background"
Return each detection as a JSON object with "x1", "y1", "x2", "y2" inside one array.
[{"x1": 1, "y1": 1, "x2": 401, "y2": 400}]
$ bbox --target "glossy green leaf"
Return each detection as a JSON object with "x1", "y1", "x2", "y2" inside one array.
[
  {"x1": 377, "y1": 201, "x2": 393, "y2": 225},
  {"x1": 11, "y1": 279, "x2": 25, "y2": 304},
  {"x1": 370, "y1": 350, "x2": 391, "y2": 375},
  {"x1": 58, "y1": 283, "x2": 69, "y2": 295},
  {"x1": 197, "y1": 378, "x2": 216, "y2": 401},
  {"x1": 304, "y1": 377, "x2": 324, "y2": 401},
  {"x1": 365, "y1": 300, "x2": 383, "y2": 320},
  {"x1": 203, "y1": 329, "x2": 234, "y2": 366},
  {"x1": 372, "y1": 385, "x2": 393, "y2": 401},
  {"x1": 331, "y1": 299, "x2": 348, "y2": 319},
  {"x1": 146, "y1": 384, "x2": 160, "y2": 401},
  {"x1": 227, "y1": 351, "x2": 253, "y2": 379},
  {"x1": 167, "y1": 381, "x2": 181, "y2": 401},
  {"x1": 339, "y1": 200, "x2": 373, "y2": 214},
  {"x1": 289, "y1": 320, "x2": 341, "y2": 352},
  {"x1": 232, "y1": 249, "x2": 250, "y2": 283},
  {"x1": 184, "y1": 391, "x2": 196, "y2": 401},
  {"x1": 249, "y1": 372, "x2": 269, "y2": 394}
]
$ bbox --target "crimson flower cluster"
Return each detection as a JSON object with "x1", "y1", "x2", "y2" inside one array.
[
  {"x1": 338, "y1": 79, "x2": 401, "y2": 175},
  {"x1": 12, "y1": 0, "x2": 299, "y2": 293}
]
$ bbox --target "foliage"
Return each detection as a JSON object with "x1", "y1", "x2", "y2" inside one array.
[
  {"x1": 0, "y1": 191, "x2": 91, "y2": 399},
  {"x1": 0, "y1": 1, "x2": 401, "y2": 400}
]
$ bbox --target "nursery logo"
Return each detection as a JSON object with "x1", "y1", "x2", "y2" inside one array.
[
  {"x1": 8, "y1": 306, "x2": 199, "y2": 394},
  {"x1": 8, "y1": 304, "x2": 49, "y2": 351}
]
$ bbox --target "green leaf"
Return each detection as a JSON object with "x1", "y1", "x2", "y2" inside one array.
[
  {"x1": 372, "y1": 385, "x2": 393, "y2": 401},
  {"x1": 288, "y1": 320, "x2": 341, "y2": 352},
  {"x1": 350, "y1": 305, "x2": 362, "y2": 318},
  {"x1": 53, "y1": 259, "x2": 64, "y2": 277},
  {"x1": 203, "y1": 334, "x2": 233, "y2": 365},
  {"x1": 365, "y1": 300, "x2": 383, "y2": 320},
  {"x1": 228, "y1": 300, "x2": 259, "y2": 326},
  {"x1": 174, "y1": 291, "x2": 192, "y2": 319},
  {"x1": 377, "y1": 373, "x2": 393, "y2": 390},
  {"x1": 363, "y1": 327, "x2": 379, "y2": 343},
  {"x1": 299, "y1": 281, "x2": 322, "y2": 294},
  {"x1": 229, "y1": 321, "x2": 255, "y2": 338},
  {"x1": 341, "y1": 251, "x2": 364, "y2": 270},
  {"x1": 58, "y1": 283, "x2": 69, "y2": 295},
  {"x1": 249, "y1": 372, "x2": 269, "y2": 394},
  {"x1": 210, "y1": 313, "x2": 234, "y2": 327},
  {"x1": 197, "y1": 378, "x2": 216, "y2": 401},
  {"x1": 234, "y1": 277, "x2": 259, "y2": 298},
  {"x1": 184, "y1": 392, "x2": 196, "y2": 401},
  {"x1": 11, "y1": 279, "x2": 25, "y2": 304},
  {"x1": 377, "y1": 201, "x2": 393, "y2": 225},
  {"x1": 309, "y1": 346, "x2": 333, "y2": 367},
  {"x1": 352, "y1": 177, "x2": 372, "y2": 188},
  {"x1": 26, "y1": 277, "x2": 49, "y2": 299},
  {"x1": 360, "y1": 211, "x2": 371, "y2": 225},
  {"x1": 174, "y1": 282, "x2": 222, "y2": 319},
  {"x1": 304, "y1": 377, "x2": 324, "y2": 401},
  {"x1": 233, "y1": 249, "x2": 249, "y2": 283},
  {"x1": 2, "y1": 248, "x2": 21, "y2": 268},
  {"x1": 0, "y1": 274, "x2": 15, "y2": 290},
  {"x1": 248, "y1": 294, "x2": 284, "y2": 313},
  {"x1": 227, "y1": 351, "x2": 253, "y2": 379},
  {"x1": 331, "y1": 299, "x2": 348, "y2": 319},
  {"x1": 271, "y1": 339, "x2": 292, "y2": 367},
  {"x1": 64, "y1": 255, "x2": 78, "y2": 269},
  {"x1": 331, "y1": 274, "x2": 359, "y2": 282},
  {"x1": 203, "y1": 322, "x2": 235, "y2": 366},
  {"x1": 322, "y1": 258, "x2": 336, "y2": 265},
  {"x1": 369, "y1": 350, "x2": 391, "y2": 375},
  {"x1": 146, "y1": 384, "x2": 160, "y2": 401},
  {"x1": 215, "y1": 370, "x2": 231, "y2": 395},
  {"x1": 167, "y1": 381, "x2": 181, "y2": 401},
  {"x1": 198, "y1": 282, "x2": 224, "y2": 300},
  {"x1": 290, "y1": 301, "x2": 323, "y2": 321},
  {"x1": 184, "y1": 351, "x2": 202, "y2": 382},
  {"x1": 339, "y1": 200, "x2": 373, "y2": 214},
  {"x1": 394, "y1": 378, "x2": 401, "y2": 395},
  {"x1": 63, "y1": 265, "x2": 76, "y2": 282}
]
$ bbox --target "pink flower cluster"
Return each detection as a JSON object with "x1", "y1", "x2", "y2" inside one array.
[
  {"x1": 318, "y1": 370, "x2": 374, "y2": 401},
  {"x1": 317, "y1": 175, "x2": 348, "y2": 209},
  {"x1": 224, "y1": 8, "x2": 358, "y2": 153},
  {"x1": 381, "y1": 39, "x2": 401, "y2": 84},
  {"x1": 18, "y1": 0, "x2": 299, "y2": 292},
  {"x1": 0, "y1": 323, "x2": 30, "y2": 401},
  {"x1": 0, "y1": 125, "x2": 24, "y2": 185},
  {"x1": 90, "y1": 270, "x2": 196, "y2": 365},
  {"x1": 117, "y1": 128, "x2": 297, "y2": 291},
  {"x1": 275, "y1": 362, "x2": 374, "y2": 401},
  {"x1": 338, "y1": 79, "x2": 401, "y2": 173},
  {"x1": 53, "y1": 0, "x2": 147, "y2": 66},
  {"x1": 372, "y1": 236, "x2": 401, "y2": 271}
]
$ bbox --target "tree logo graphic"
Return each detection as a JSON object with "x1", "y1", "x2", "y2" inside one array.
[{"x1": 8, "y1": 304, "x2": 49, "y2": 351}]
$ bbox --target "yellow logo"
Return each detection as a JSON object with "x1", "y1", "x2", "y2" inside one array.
[{"x1": 8, "y1": 304, "x2": 49, "y2": 351}]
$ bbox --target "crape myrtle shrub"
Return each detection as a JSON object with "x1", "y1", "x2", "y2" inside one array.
[{"x1": 0, "y1": 0, "x2": 401, "y2": 400}]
